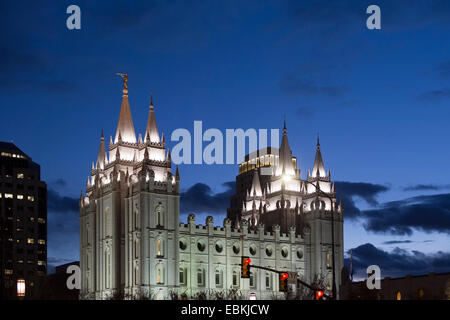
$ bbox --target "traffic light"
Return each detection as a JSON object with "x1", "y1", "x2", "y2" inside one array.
[
  {"x1": 279, "y1": 272, "x2": 288, "y2": 292},
  {"x1": 241, "y1": 256, "x2": 251, "y2": 278},
  {"x1": 315, "y1": 290, "x2": 324, "y2": 300}
]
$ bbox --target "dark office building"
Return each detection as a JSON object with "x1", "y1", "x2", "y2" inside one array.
[{"x1": 0, "y1": 142, "x2": 47, "y2": 299}]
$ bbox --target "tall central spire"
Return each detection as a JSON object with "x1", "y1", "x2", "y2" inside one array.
[
  {"x1": 312, "y1": 134, "x2": 326, "y2": 178},
  {"x1": 114, "y1": 76, "x2": 137, "y2": 144},
  {"x1": 145, "y1": 94, "x2": 160, "y2": 143},
  {"x1": 276, "y1": 120, "x2": 294, "y2": 176}
]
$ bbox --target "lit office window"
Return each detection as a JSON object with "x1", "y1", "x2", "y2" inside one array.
[
  {"x1": 5, "y1": 194, "x2": 13, "y2": 199},
  {"x1": 17, "y1": 194, "x2": 24, "y2": 200},
  {"x1": 28, "y1": 196, "x2": 35, "y2": 202},
  {"x1": 17, "y1": 173, "x2": 24, "y2": 179},
  {"x1": 37, "y1": 261, "x2": 46, "y2": 266},
  {"x1": 38, "y1": 218, "x2": 45, "y2": 223},
  {"x1": 27, "y1": 238, "x2": 34, "y2": 244},
  {"x1": 38, "y1": 239, "x2": 46, "y2": 245}
]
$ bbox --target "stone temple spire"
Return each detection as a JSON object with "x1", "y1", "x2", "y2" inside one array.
[
  {"x1": 114, "y1": 76, "x2": 137, "y2": 144},
  {"x1": 145, "y1": 94, "x2": 160, "y2": 143},
  {"x1": 276, "y1": 120, "x2": 294, "y2": 176},
  {"x1": 97, "y1": 129, "x2": 107, "y2": 170},
  {"x1": 249, "y1": 168, "x2": 262, "y2": 197},
  {"x1": 312, "y1": 134, "x2": 326, "y2": 178}
]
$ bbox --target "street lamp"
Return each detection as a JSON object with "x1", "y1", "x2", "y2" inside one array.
[{"x1": 17, "y1": 279, "x2": 25, "y2": 298}]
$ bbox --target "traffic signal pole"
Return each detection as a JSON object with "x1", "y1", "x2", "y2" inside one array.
[{"x1": 239, "y1": 262, "x2": 332, "y2": 299}]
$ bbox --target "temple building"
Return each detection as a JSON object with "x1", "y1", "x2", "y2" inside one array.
[{"x1": 79, "y1": 79, "x2": 344, "y2": 300}]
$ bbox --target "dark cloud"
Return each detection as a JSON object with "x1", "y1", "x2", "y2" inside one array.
[
  {"x1": 334, "y1": 181, "x2": 389, "y2": 219},
  {"x1": 180, "y1": 181, "x2": 235, "y2": 214},
  {"x1": 52, "y1": 178, "x2": 67, "y2": 188},
  {"x1": 47, "y1": 189, "x2": 79, "y2": 213},
  {"x1": 280, "y1": 73, "x2": 346, "y2": 97},
  {"x1": 345, "y1": 243, "x2": 450, "y2": 278},
  {"x1": 361, "y1": 193, "x2": 450, "y2": 235},
  {"x1": 296, "y1": 107, "x2": 314, "y2": 118},
  {"x1": 419, "y1": 88, "x2": 450, "y2": 101},
  {"x1": 403, "y1": 184, "x2": 450, "y2": 191},
  {"x1": 382, "y1": 240, "x2": 413, "y2": 245}
]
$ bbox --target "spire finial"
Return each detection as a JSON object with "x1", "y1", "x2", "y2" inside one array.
[
  {"x1": 317, "y1": 133, "x2": 320, "y2": 147},
  {"x1": 150, "y1": 92, "x2": 154, "y2": 110},
  {"x1": 116, "y1": 73, "x2": 128, "y2": 94},
  {"x1": 283, "y1": 115, "x2": 287, "y2": 134},
  {"x1": 101, "y1": 128, "x2": 104, "y2": 140}
]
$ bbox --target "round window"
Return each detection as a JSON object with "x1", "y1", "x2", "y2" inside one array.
[
  {"x1": 215, "y1": 242, "x2": 223, "y2": 253},
  {"x1": 297, "y1": 248, "x2": 303, "y2": 259},
  {"x1": 197, "y1": 241, "x2": 205, "y2": 252},
  {"x1": 266, "y1": 246, "x2": 273, "y2": 257},
  {"x1": 249, "y1": 245, "x2": 257, "y2": 256},
  {"x1": 233, "y1": 244, "x2": 240, "y2": 255},
  {"x1": 179, "y1": 240, "x2": 187, "y2": 250},
  {"x1": 281, "y1": 247, "x2": 289, "y2": 258}
]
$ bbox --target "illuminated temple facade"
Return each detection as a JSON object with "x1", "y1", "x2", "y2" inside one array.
[{"x1": 79, "y1": 83, "x2": 344, "y2": 300}]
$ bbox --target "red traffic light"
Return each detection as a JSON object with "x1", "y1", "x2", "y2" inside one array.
[
  {"x1": 281, "y1": 273, "x2": 288, "y2": 281},
  {"x1": 243, "y1": 258, "x2": 251, "y2": 266},
  {"x1": 315, "y1": 290, "x2": 324, "y2": 300}
]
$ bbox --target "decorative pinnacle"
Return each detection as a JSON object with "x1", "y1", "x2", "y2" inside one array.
[
  {"x1": 116, "y1": 73, "x2": 128, "y2": 93},
  {"x1": 317, "y1": 133, "x2": 320, "y2": 147},
  {"x1": 101, "y1": 129, "x2": 104, "y2": 141},
  {"x1": 283, "y1": 116, "x2": 287, "y2": 134},
  {"x1": 150, "y1": 93, "x2": 154, "y2": 110}
]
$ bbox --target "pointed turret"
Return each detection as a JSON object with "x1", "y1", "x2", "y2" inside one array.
[
  {"x1": 114, "y1": 84, "x2": 137, "y2": 144},
  {"x1": 167, "y1": 148, "x2": 172, "y2": 163},
  {"x1": 249, "y1": 169, "x2": 262, "y2": 197},
  {"x1": 276, "y1": 120, "x2": 295, "y2": 176},
  {"x1": 175, "y1": 165, "x2": 180, "y2": 180},
  {"x1": 145, "y1": 95, "x2": 160, "y2": 143},
  {"x1": 96, "y1": 129, "x2": 107, "y2": 170},
  {"x1": 312, "y1": 135, "x2": 326, "y2": 178}
]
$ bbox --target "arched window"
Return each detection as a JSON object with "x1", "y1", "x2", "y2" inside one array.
[
  {"x1": 86, "y1": 224, "x2": 90, "y2": 245},
  {"x1": 265, "y1": 272, "x2": 272, "y2": 290},
  {"x1": 250, "y1": 271, "x2": 256, "y2": 288},
  {"x1": 105, "y1": 250, "x2": 111, "y2": 289},
  {"x1": 134, "y1": 265, "x2": 139, "y2": 285},
  {"x1": 418, "y1": 288, "x2": 425, "y2": 299},
  {"x1": 134, "y1": 239, "x2": 140, "y2": 259},
  {"x1": 157, "y1": 239, "x2": 164, "y2": 257},
  {"x1": 157, "y1": 265, "x2": 164, "y2": 284},
  {"x1": 326, "y1": 252, "x2": 331, "y2": 269},
  {"x1": 215, "y1": 269, "x2": 223, "y2": 288},
  {"x1": 179, "y1": 268, "x2": 187, "y2": 286},
  {"x1": 105, "y1": 208, "x2": 112, "y2": 237},
  {"x1": 197, "y1": 268, "x2": 205, "y2": 287},
  {"x1": 156, "y1": 204, "x2": 164, "y2": 227},
  {"x1": 134, "y1": 210, "x2": 139, "y2": 229},
  {"x1": 232, "y1": 269, "x2": 240, "y2": 287},
  {"x1": 396, "y1": 291, "x2": 402, "y2": 300}
]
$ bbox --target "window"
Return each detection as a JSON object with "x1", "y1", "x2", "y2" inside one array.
[
  {"x1": 156, "y1": 204, "x2": 164, "y2": 227},
  {"x1": 281, "y1": 247, "x2": 289, "y2": 258},
  {"x1": 232, "y1": 270, "x2": 240, "y2": 287},
  {"x1": 157, "y1": 265, "x2": 164, "y2": 284},
  {"x1": 179, "y1": 268, "x2": 187, "y2": 286},
  {"x1": 266, "y1": 246, "x2": 273, "y2": 257},
  {"x1": 197, "y1": 241, "x2": 205, "y2": 252},
  {"x1": 215, "y1": 269, "x2": 223, "y2": 288},
  {"x1": 37, "y1": 261, "x2": 46, "y2": 266},
  {"x1": 134, "y1": 210, "x2": 139, "y2": 229},
  {"x1": 418, "y1": 289, "x2": 425, "y2": 299},
  {"x1": 28, "y1": 196, "x2": 35, "y2": 202},
  {"x1": 17, "y1": 173, "x2": 24, "y2": 179},
  {"x1": 38, "y1": 239, "x2": 45, "y2": 245},
  {"x1": 326, "y1": 253, "x2": 331, "y2": 269},
  {"x1": 38, "y1": 218, "x2": 45, "y2": 224},
  {"x1": 396, "y1": 291, "x2": 402, "y2": 300},
  {"x1": 5, "y1": 194, "x2": 13, "y2": 199},
  {"x1": 4, "y1": 269, "x2": 13, "y2": 275},
  {"x1": 105, "y1": 208, "x2": 112, "y2": 237},
  {"x1": 233, "y1": 244, "x2": 240, "y2": 255},
  {"x1": 265, "y1": 272, "x2": 272, "y2": 290},
  {"x1": 249, "y1": 245, "x2": 256, "y2": 256},
  {"x1": 157, "y1": 239, "x2": 163, "y2": 257},
  {"x1": 179, "y1": 239, "x2": 187, "y2": 250},
  {"x1": 197, "y1": 268, "x2": 205, "y2": 287},
  {"x1": 27, "y1": 238, "x2": 34, "y2": 244},
  {"x1": 17, "y1": 194, "x2": 24, "y2": 200},
  {"x1": 215, "y1": 242, "x2": 223, "y2": 253},
  {"x1": 250, "y1": 271, "x2": 256, "y2": 288}
]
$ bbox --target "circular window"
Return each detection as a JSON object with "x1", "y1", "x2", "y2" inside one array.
[
  {"x1": 281, "y1": 247, "x2": 289, "y2": 258},
  {"x1": 266, "y1": 246, "x2": 273, "y2": 257},
  {"x1": 249, "y1": 245, "x2": 257, "y2": 256},
  {"x1": 179, "y1": 240, "x2": 187, "y2": 250},
  {"x1": 233, "y1": 244, "x2": 240, "y2": 255},
  {"x1": 215, "y1": 242, "x2": 223, "y2": 253},
  {"x1": 297, "y1": 248, "x2": 303, "y2": 259},
  {"x1": 197, "y1": 241, "x2": 205, "y2": 252}
]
